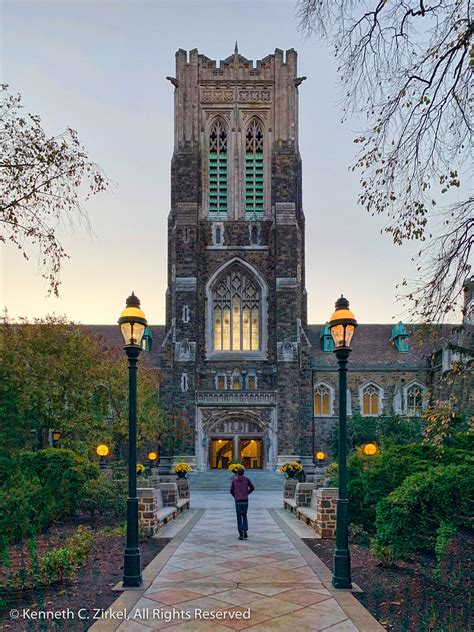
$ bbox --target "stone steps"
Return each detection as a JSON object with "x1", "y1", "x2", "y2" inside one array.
[{"x1": 188, "y1": 470, "x2": 284, "y2": 491}]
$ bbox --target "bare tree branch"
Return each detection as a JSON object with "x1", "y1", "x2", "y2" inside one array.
[
  {"x1": 297, "y1": 0, "x2": 473, "y2": 322},
  {"x1": 0, "y1": 85, "x2": 110, "y2": 295}
]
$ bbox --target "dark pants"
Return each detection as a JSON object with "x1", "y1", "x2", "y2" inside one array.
[{"x1": 235, "y1": 500, "x2": 249, "y2": 534}]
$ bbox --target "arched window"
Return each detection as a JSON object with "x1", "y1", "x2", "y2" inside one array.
[
  {"x1": 314, "y1": 383, "x2": 333, "y2": 416},
  {"x1": 405, "y1": 383, "x2": 424, "y2": 416},
  {"x1": 245, "y1": 120, "x2": 264, "y2": 216},
  {"x1": 247, "y1": 375, "x2": 257, "y2": 390},
  {"x1": 216, "y1": 375, "x2": 226, "y2": 390},
  {"x1": 212, "y1": 265, "x2": 261, "y2": 351},
  {"x1": 209, "y1": 120, "x2": 227, "y2": 215},
  {"x1": 361, "y1": 383, "x2": 382, "y2": 416}
]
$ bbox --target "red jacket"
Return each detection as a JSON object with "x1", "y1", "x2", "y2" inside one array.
[{"x1": 230, "y1": 475, "x2": 255, "y2": 501}]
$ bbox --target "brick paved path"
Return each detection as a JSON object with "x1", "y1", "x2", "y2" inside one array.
[{"x1": 106, "y1": 502, "x2": 383, "y2": 632}]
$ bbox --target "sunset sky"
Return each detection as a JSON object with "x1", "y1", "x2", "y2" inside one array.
[{"x1": 1, "y1": 0, "x2": 448, "y2": 325}]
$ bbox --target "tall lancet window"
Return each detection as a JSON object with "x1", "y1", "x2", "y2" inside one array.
[
  {"x1": 245, "y1": 120, "x2": 264, "y2": 216},
  {"x1": 209, "y1": 120, "x2": 228, "y2": 215},
  {"x1": 212, "y1": 266, "x2": 261, "y2": 351}
]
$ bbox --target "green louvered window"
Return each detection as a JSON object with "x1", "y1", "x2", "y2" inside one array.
[
  {"x1": 209, "y1": 120, "x2": 227, "y2": 216},
  {"x1": 245, "y1": 120, "x2": 264, "y2": 217}
]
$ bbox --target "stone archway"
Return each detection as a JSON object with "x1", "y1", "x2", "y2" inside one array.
[{"x1": 196, "y1": 407, "x2": 277, "y2": 471}]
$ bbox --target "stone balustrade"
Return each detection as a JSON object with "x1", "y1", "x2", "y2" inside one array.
[{"x1": 196, "y1": 390, "x2": 277, "y2": 406}]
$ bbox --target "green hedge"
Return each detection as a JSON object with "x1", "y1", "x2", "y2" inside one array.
[
  {"x1": 0, "y1": 449, "x2": 99, "y2": 542},
  {"x1": 347, "y1": 443, "x2": 472, "y2": 530},
  {"x1": 374, "y1": 465, "x2": 474, "y2": 558}
]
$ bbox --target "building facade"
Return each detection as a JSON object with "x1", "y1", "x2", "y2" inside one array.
[{"x1": 155, "y1": 47, "x2": 473, "y2": 473}]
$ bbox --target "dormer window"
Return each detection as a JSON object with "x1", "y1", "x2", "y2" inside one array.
[
  {"x1": 391, "y1": 321, "x2": 409, "y2": 352},
  {"x1": 141, "y1": 326, "x2": 153, "y2": 352},
  {"x1": 320, "y1": 323, "x2": 334, "y2": 353}
]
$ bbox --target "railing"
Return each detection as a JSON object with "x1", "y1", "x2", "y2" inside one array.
[{"x1": 196, "y1": 390, "x2": 277, "y2": 406}]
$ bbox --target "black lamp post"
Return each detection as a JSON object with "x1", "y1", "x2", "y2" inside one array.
[
  {"x1": 118, "y1": 291, "x2": 148, "y2": 588},
  {"x1": 328, "y1": 295, "x2": 357, "y2": 589}
]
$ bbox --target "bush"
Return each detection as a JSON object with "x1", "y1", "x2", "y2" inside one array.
[
  {"x1": 347, "y1": 443, "x2": 472, "y2": 530},
  {"x1": 374, "y1": 465, "x2": 474, "y2": 559},
  {"x1": 19, "y1": 448, "x2": 99, "y2": 517},
  {"x1": 331, "y1": 414, "x2": 425, "y2": 457},
  {"x1": 6, "y1": 525, "x2": 95, "y2": 590},
  {"x1": 79, "y1": 476, "x2": 127, "y2": 523},
  {"x1": 0, "y1": 449, "x2": 100, "y2": 543}
]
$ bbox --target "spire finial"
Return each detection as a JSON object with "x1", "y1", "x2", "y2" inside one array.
[{"x1": 234, "y1": 41, "x2": 238, "y2": 55}]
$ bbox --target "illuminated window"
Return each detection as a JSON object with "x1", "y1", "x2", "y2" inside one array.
[
  {"x1": 361, "y1": 383, "x2": 382, "y2": 416},
  {"x1": 216, "y1": 375, "x2": 226, "y2": 390},
  {"x1": 245, "y1": 120, "x2": 264, "y2": 216},
  {"x1": 247, "y1": 375, "x2": 257, "y2": 390},
  {"x1": 231, "y1": 377, "x2": 241, "y2": 390},
  {"x1": 209, "y1": 120, "x2": 227, "y2": 215},
  {"x1": 314, "y1": 383, "x2": 332, "y2": 416},
  {"x1": 212, "y1": 266, "x2": 260, "y2": 351},
  {"x1": 406, "y1": 383, "x2": 424, "y2": 416}
]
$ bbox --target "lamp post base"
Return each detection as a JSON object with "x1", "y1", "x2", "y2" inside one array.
[
  {"x1": 332, "y1": 547, "x2": 352, "y2": 589},
  {"x1": 123, "y1": 544, "x2": 142, "y2": 588}
]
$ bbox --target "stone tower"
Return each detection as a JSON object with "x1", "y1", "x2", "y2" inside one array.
[{"x1": 160, "y1": 47, "x2": 313, "y2": 472}]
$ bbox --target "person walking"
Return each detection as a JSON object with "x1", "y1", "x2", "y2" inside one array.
[{"x1": 230, "y1": 467, "x2": 255, "y2": 540}]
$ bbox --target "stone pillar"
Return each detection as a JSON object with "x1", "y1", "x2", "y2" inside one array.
[
  {"x1": 233, "y1": 435, "x2": 240, "y2": 463},
  {"x1": 137, "y1": 488, "x2": 158, "y2": 536},
  {"x1": 315, "y1": 487, "x2": 338, "y2": 539}
]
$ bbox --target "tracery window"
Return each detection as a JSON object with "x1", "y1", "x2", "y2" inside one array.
[
  {"x1": 209, "y1": 120, "x2": 228, "y2": 215},
  {"x1": 245, "y1": 120, "x2": 264, "y2": 216},
  {"x1": 212, "y1": 266, "x2": 260, "y2": 351},
  {"x1": 406, "y1": 383, "x2": 424, "y2": 416},
  {"x1": 361, "y1": 383, "x2": 382, "y2": 416},
  {"x1": 216, "y1": 375, "x2": 226, "y2": 390},
  {"x1": 314, "y1": 383, "x2": 332, "y2": 416}
]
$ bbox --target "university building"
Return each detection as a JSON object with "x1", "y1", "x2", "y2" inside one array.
[{"x1": 92, "y1": 48, "x2": 473, "y2": 471}]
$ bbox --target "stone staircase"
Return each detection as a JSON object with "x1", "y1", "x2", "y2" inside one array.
[{"x1": 188, "y1": 469, "x2": 284, "y2": 491}]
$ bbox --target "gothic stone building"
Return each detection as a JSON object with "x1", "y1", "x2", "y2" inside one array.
[
  {"x1": 90, "y1": 48, "x2": 473, "y2": 472},
  {"x1": 153, "y1": 47, "x2": 473, "y2": 473}
]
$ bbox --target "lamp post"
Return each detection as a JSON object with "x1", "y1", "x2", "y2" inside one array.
[
  {"x1": 328, "y1": 295, "x2": 357, "y2": 589},
  {"x1": 118, "y1": 291, "x2": 148, "y2": 588}
]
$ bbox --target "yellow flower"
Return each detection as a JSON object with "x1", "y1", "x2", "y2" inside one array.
[
  {"x1": 228, "y1": 463, "x2": 243, "y2": 472},
  {"x1": 174, "y1": 462, "x2": 192, "y2": 473},
  {"x1": 136, "y1": 464, "x2": 145, "y2": 475}
]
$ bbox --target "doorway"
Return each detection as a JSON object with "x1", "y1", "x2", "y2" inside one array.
[
  {"x1": 240, "y1": 438, "x2": 263, "y2": 469},
  {"x1": 210, "y1": 438, "x2": 232, "y2": 469}
]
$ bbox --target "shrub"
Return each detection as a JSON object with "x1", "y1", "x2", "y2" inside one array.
[
  {"x1": 64, "y1": 525, "x2": 95, "y2": 562},
  {"x1": 374, "y1": 465, "x2": 473, "y2": 559},
  {"x1": 331, "y1": 414, "x2": 425, "y2": 457},
  {"x1": 40, "y1": 547, "x2": 78, "y2": 583},
  {"x1": 79, "y1": 476, "x2": 127, "y2": 523},
  {"x1": 19, "y1": 448, "x2": 99, "y2": 517},
  {"x1": 347, "y1": 443, "x2": 472, "y2": 530},
  {"x1": 0, "y1": 449, "x2": 100, "y2": 543}
]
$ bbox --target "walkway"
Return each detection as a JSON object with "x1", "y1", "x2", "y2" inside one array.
[{"x1": 92, "y1": 492, "x2": 383, "y2": 631}]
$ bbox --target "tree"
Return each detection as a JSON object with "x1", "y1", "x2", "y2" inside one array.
[
  {"x1": 297, "y1": 1, "x2": 473, "y2": 321},
  {"x1": 0, "y1": 85, "x2": 109, "y2": 295},
  {"x1": 0, "y1": 314, "x2": 168, "y2": 457}
]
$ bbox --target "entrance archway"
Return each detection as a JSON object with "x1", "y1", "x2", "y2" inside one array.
[{"x1": 196, "y1": 407, "x2": 277, "y2": 471}]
